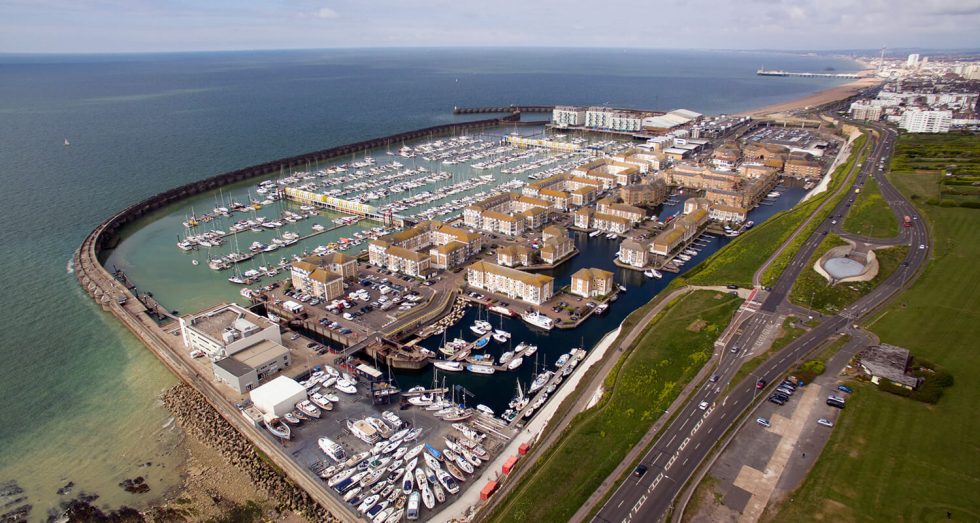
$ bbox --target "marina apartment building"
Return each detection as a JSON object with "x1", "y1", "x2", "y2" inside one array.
[
  {"x1": 497, "y1": 244, "x2": 533, "y2": 268},
  {"x1": 523, "y1": 173, "x2": 603, "y2": 208},
  {"x1": 570, "y1": 159, "x2": 640, "y2": 189},
  {"x1": 290, "y1": 253, "x2": 357, "y2": 301},
  {"x1": 466, "y1": 261, "x2": 555, "y2": 305},
  {"x1": 596, "y1": 197, "x2": 646, "y2": 224},
  {"x1": 618, "y1": 238, "x2": 650, "y2": 268},
  {"x1": 651, "y1": 199, "x2": 710, "y2": 257},
  {"x1": 573, "y1": 208, "x2": 631, "y2": 235},
  {"x1": 540, "y1": 225, "x2": 575, "y2": 264},
  {"x1": 620, "y1": 179, "x2": 668, "y2": 207},
  {"x1": 369, "y1": 220, "x2": 483, "y2": 276},
  {"x1": 570, "y1": 267, "x2": 615, "y2": 298},
  {"x1": 463, "y1": 193, "x2": 552, "y2": 236},
  {"x1": 179, "y1": 303, "x2": 290, "y2": 393}
]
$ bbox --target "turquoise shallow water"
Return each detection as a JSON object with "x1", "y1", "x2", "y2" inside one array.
[{"x1": 0, "y1": 48, "x2": 858, "y2": 519}]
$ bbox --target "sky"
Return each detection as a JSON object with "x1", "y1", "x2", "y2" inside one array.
[{"x1": 1, "y1": 0, "x2": 979, "y2": 54}]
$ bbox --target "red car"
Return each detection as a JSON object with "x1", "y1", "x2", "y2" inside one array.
[{"x1": 756, "y1": 379, "x2": 767, "y2": 389}]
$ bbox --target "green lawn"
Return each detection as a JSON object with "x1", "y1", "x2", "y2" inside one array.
[
  {"x1": 488, "y1": 291, "x2": 741, "y2": 523},
  {"x1": 686, "y1": 134, "x2": 867, "y2": 288},
  {"x1": 842, "y1": 177, "x2": 899, "y2": 238},
  {"x1": 772, "y1": 163, "x2": 980, "y2": 520},
  {"x1": 891, "y1": 132, "x2": 980, "y2": 207},
  {"x1": 787, "y1": 233, "x2": 909, "y2": 315}
]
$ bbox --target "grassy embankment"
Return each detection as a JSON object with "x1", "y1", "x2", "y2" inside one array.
[
  {"x1": 684, "y1": 134, "x2": 867, "y2": 288},
  {"x1": 841, "y1": 177, "x2": 899, "y2": 238},
  {"x1": 770, "y1": 134, "x2": 980, "y2": 522},
  {"x1": 757, "y1": 134, "x2": 872, "y2": 286},
  {"x1": 787, "y1": 233, "x2": 909, "y2": 315},
  {"x1": 487, "y1": 291, "x2": 740, "y2": 523}
]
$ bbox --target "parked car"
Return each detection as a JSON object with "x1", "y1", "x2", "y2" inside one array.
[
  {"x1": 756, "y1": 417, "x2": 771, "y2": 427},
  {"x1": 817, "y1": 418, "x2": 834, "y2": 427},
  {"x1": 768, "y1": 395, "x2": 785, "y2": 406},
  {"x1": 837, "y1": 385, "x2": 853, "y2": 394}
]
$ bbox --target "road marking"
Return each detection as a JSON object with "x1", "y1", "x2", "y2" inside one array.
[{"x1": 666, "y1": 434, "x2": 676, "y2": 447}]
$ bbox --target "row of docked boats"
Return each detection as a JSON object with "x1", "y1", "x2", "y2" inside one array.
[{"x1": 321, "y1": 415, "x2": 490, "y2": 521}]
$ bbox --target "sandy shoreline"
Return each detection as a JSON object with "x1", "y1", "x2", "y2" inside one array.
[{"x1": 741, "y1": 68, "x2": 882, "y2": 117}]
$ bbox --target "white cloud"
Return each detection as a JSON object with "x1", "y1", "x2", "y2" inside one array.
[{"x1": 315, "y1": 7, "x2": 339, "y2": 19}]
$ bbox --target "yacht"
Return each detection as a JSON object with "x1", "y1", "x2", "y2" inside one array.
[
  {"x1": 529, "y1": 371, "x2": 553, "y2": 394},
  {"x1": 521, "y1": 310, "x2": 554, "y2": 331},
  {"x1": 264, "y1": 418, "x2": 291, "y2": 440},
  {"x1": 467, "y1": 364, "x2": 495, "y2": 375},
  {"x1": 319, "y1": 437, "x2": 347, "y2": 462},
  {"x1": 433, "y1": 361, "x2": 463, "y2": 372},
  {"x1": 644, "y1": 269, "x2": 664, "y2": 279}
]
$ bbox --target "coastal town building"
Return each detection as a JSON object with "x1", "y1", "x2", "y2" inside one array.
[
  {"x1": 290, "y1": 253, "x2": 356, "y2": 300},
  {"x1": 179, "y1": 303, "x2": 281, "y2": 360},
  {"x1": 552, "y1": 106, "x2": 588, "y2": 127},
  {"x1": 466, "y1": 261, "x2": 555, "y2": 305},
  {"x1": 592, "y1": 212, "x2": 631, "y2": 234},
  {"x1": 618, "y1": 238, "x2": 650, "y2": 268},
  {"x1": 524, "y1": 173, "x2": 603, "y2": 207},
  {"x1": 620, "y1": 180, "x2": 668, "y2": 207},
  {"x1": 585, "y1": 107, "x2": 643, "y2": 132},
  {"x1": 784, "y1": 156, "x2": 824, "y2": 178},
  {"x1": 899, "y1": 110, "x2": 953, "y2": 133},
  {"x1": 540, "y1": 225, "x2": 575, "y2": 264},
  {"x1": 609, "y1": 149, "x2": 665, "y2": 174},
  {"x1": 497, "y1": 244, "x2": 533, "y2": 268},
  {"x1": 213, "y1": 339, "x2": 291, "y2": 394},
  {"x1": 573, "y1": 207, "x2": 593, "y2": 229},
  {"x1": 369, "y1": 220, "x2": 482, "y2": 275},
  {"x1": 650, "y1": 199, "x2": 709, "y2": 256},
  {"x1": 571, "y1": 159, "x2": 640, "y2": 188},
  {"x1": 463, "y1": 193, "x2": 553, "y2": 235},
  {"x1": 596, "y1": 197, "x2": 646, "y2": 224},
  {"x1": 570, "y1": 268, "x2": 615, "y2": 298},
  {"x1": 249, "y1": 376, "x2": 307, "y2": 418}
]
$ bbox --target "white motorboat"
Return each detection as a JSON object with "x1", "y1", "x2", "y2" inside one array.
[
  {"x1": 283, "y1": 412, "x2": 302, "y2": 425},
  {"x1": 489, "y1": 305, "x2": 513, "y2": 317},
  {"x1": 523, "y1": 344, "x2": 538, "y2": 357},
  {"x1": 476, "y1": 404, "x2": 494, "y2": 416},
  {"x1": 335, "y1": 379, "x2": 357, "y2": 394},
  {"x1": 507, "y1": 357, "x2": 524, "y2": 370},
  {"x1": 296, "y1": 400, "x2": 321, "y2": 418},
  {"x1": 492, "y1": 332, "x2": 508, "y2": 343},
  {"x1": 319, "y1": 437, "x2": 347, "y2": 462},
  {"x1": 555, "y1": 353, "x2": 571, "y2": 368},
  {"x1": 521, "y1": 310, "x2": 554, "y2": 331},
  {"x1": 433, "y1": 361, "x2": 463, "y2": 372},
  {"x1": 467, "y1": 364, "x2": 495, "y2": 375},
  {"x1": 406, "y1": 491, "x2": 420, "y2": 520}
]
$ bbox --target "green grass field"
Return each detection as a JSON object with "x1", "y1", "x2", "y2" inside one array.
[
  {"x1": 772, "y1": 144, "x2": 980, "y2": 522},
  {"x1": 842, "y1": 177, "x2": 899, "y2": 238},
  {"x1": 686, "y1": 134, "x2": 868, "y2": 288},
  {"x1": 488, "y1": 291, "x2": 740, "y2": 523},
  {"x1": 787, "y1": 233, "x2": 909, "y2": 315},
  {"x1": 891, "y1": 132, "x2": 980, "y2": 207}
]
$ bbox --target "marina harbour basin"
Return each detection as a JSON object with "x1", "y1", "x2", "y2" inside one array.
[{"x1": 103, "y1": 123, "x2": 807, "y2": 520}]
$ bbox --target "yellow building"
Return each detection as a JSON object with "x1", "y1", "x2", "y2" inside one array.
[
  {"x1": 290, "y1": 257, "x2": 346, "y2": 300},
  {"x1": 466, "y1": 261, "x2": 555, "y2": 305},
  {"x1": 570, "y1": 268, "x2": 615, "y2": 298}
]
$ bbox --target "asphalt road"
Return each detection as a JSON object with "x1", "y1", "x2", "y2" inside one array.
[{"x1": 592, "y1": 121, "x2": 929, "y2": 523}]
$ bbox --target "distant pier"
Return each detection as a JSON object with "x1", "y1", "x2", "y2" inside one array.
[{"x1": 756, "y1": 69, "x2": 860, "y2": 79}]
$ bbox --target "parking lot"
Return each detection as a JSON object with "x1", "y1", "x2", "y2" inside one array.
[
  {"x1": 265, "y1": 265, "x2": 440, "y2": 339},
  {"x1": 690, "y1": 375, "x2": 850, "y2": 522}
]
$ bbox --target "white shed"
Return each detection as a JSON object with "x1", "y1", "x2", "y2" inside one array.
[{"x1": 249, "y1": 376, "x2": 306, "y2": 418}]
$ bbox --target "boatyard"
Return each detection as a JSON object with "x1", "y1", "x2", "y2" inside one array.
[{"x1": 87, "y1": 109, "x2": 836, "y2": 521}]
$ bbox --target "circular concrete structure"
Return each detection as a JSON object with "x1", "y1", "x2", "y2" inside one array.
[{"x1": 823, "y1": 257, "x2": 867, "y2": 279}]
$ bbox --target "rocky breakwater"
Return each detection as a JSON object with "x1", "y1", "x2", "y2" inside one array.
[{"x1": 161, "y1": 384, "x2": 338, "y2": 523}]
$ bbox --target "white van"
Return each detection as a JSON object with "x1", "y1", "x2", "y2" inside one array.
[{"x1": 379, "y1": 285, "x2": 391, "y2": 295}]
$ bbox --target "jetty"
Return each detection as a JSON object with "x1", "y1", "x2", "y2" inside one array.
[{"x1": 756, "y1": 68, "x2": 860, "y2": 79}]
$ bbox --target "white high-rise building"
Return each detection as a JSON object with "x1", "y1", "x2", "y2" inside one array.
[
  {"x1": 906, "y1": 53, "x2": 920, "y2": 69},
  {"x1": 552, "y1": 106, "x2": 587, "y2": 127},
  {"x1": 899, "y1": 110, "x2": 951, "y2": 133}
]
